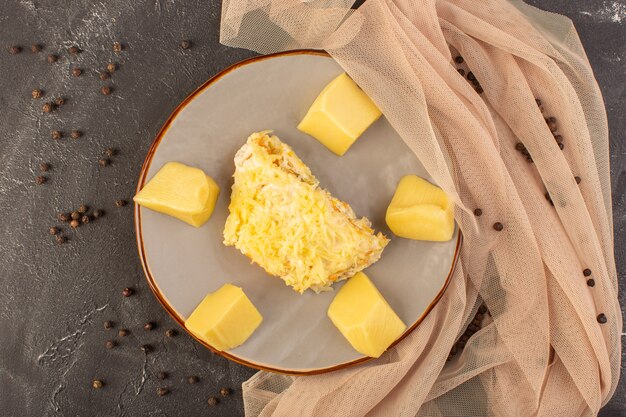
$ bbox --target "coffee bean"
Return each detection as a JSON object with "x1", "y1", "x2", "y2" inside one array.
[
  {"x1": 553, "y1": 135, "x2": 563, "y2": 143},
  {"x1": 56, "y1": 235, "x2": 67, "y2": 244},
  {"x1": 558, "y1": 142, "x2": 564, "y2": 150},
  {"x1": 187, "y1": 376, "x2": 199, "y2": 385},
  {"x1": 113, "y1": 42, "x2": 123, "y2": 52},
  {"x1": 493, "y1": 222, "x2": 504, "y2": 231},
  {"x1": 106, "y1": 62, "x2": 116, "y2": 73},
  {"x1": 67, "y1": 45, "x2": 80, "y2": 54},
  {"x1": 58, "y1": 212, "x2": 71, "y2": 222},
  {"x1": 104, "y1": 148, "x2": 117, "y2": 157},
  {"x1": 546, "y1": 117, "x2": 557, "y2": 132},
  {"x1": 39, "y1": 162, "x2": 50, "y2": 172},
  {"x1": 596, "y1": 313, "x2": 607, "y2": 324},
  {"x1": 30, "y1": 44, "x2": 42, "y2": 53},
  {"x1": 478, "y1": 305, "x2": 487, "y2": 314},
  {"x1": 118, "y1": 329, "x2": 129, "y2": 337},
  {"x1": 157, "y1": 387, "x2": 169, "y2": 396},
  {"x1": 475, "y1": 86, "x2": 484, "y2": 94},
  {"x1": 49, "y1": 227, "x2": 59, "y2": 235},
  {"x1": 70, "y1": 130, "x2": 82, "y2": 139},
  {"x1": 98, "y1": 158, "x2": 110, "y2": 167},
  {"x1": 180, "y1": 40, "x2": 192, "y2": 50},
  {"x1": 100, "y1": 86, "x2": 112, "y2": 95},
  {"x1": 586, "y1": 279, "x2": 595, "y2": 287},
  {"x1": 51, "y1": 130, "x2": 62, "y2": 140},
  {"x1": 457, "y1": 68, "x2": 465, "y2": 76},
  {"x1": 583, "y1": 268, "x2": 592, "y2": 277},
  {"x1": 81, "y1": 215, "x2": 90, "y2": 224},
  {"x1": 143, "y1": 322, "x2": 155, "y2": 331},
  {"x1": 32, "y1": 89, "x2": 42, "y2": 99},
  {"x1": 70, "y1": 211, "x2": 80, "y2": 220},
  {"x1": 47, "y1": 54, "x2": 58, "y2": 63},
  {"x1": 122, "y1": 287, "x2": 134, "y2": 297},
  {"x1": 474, "y1": 208, "x2": 482, "y2": 217},
  {"x1": 515, "y1": 142, "x2": 525, "y2": 152},
  {"x1": 140, "y1": 344, "x2": 152, "y2": 353},
  {"x1": 55, "y1": 97, "x2": 65, "y2": 106},
  {"x1": 9, "y1": 45, "x2": 22, "y2": 54},
  {"x1": 207, "y1": 397, "x2": 219, "y2": 406},
  {"x1": 77, "y1": 204, "x2": 89, "y2": 214},
  {"x1": 535, "y1": 98, "x2": 542, "y2": 107},
  {"x1": 71, "y1": 67, "x2": 82, "y2": 77},
  {"x1": 105, "y1": 340, "x2": 116, "y2": 349},
  {"x1": 454, "y1": 56, "x2": 464, "y2": 64},
  {"x1": 575, "y1": 176, "x2": 582, "y2": 184},
  {"x1": 70, "y1": 219, "x2": 80, "y2": 228},
  {"x1": 115, "y1": 199, "x2": 127, "y2": 207},
  {"x1": 92, "y1": 380, "x2": 104, "y2": 389},
  {"x1": 103, "y1": 320, "x2": 114, "y2": 329},
  {"x1": 42, "y1": 102, "x2": 54, "y2": 113},
  {"x1": 93, "y1": 209, "x2": 104, "y2": 219},
  {"x1": 220, "y1": 387, "x2": 231, "y2": 397},
  {"x1": 35, "y1": 176, "x2": 47, "y2": 185},
  {"x1": 99, "y1": 71, "x2": 110, "y2": 81},
  {"x1": 467, "y1": 71, "x2": 476, "y2": 82},
  {"x1": 157, "y1": 371, "x2": 168, "y2": 380},
  {"x1": 165, "y1": 329, "x2": 177, "y2": 338}
]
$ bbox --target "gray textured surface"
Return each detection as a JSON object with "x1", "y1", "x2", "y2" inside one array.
[{"x1": 0, "y1": 0, "x2": 623, "y2": 416}]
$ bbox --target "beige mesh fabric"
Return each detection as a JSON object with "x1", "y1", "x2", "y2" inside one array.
[{"x1": 220, "y1": 0, "x2": 622, "y2": 415}]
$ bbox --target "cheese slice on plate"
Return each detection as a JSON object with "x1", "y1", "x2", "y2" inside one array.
[{"x1": 223, "y1": 131, "x2": 389, "y2": 293}]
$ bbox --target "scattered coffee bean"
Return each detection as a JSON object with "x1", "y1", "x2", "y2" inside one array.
[
  {"x1": 157, "y1": 371, "x2": 168, "y2": 380},
  {"x1": 526, "y1": 156, "x2": 534, "y2": 164},
  {"x1": 70, "y1": 130, "x2": 82, "y2": 139},
  {"x1": 39, "y1": 162, "x2": 50, "y2": 172},
  {"x1": 105, "y1": 340, "x2": 117, "y2": 349},
  {"x1": 70, "y1": 219, "x2": 80, "y2": 228},
  {"x1": 32, "y1": 89, "x2": 42, "y2": 99},
  {"x1": 220, "y1": 387, "x2": 231, "y2": 397},
  {"x1": 587, "y1": 279, "x2": 595, "y2": 287},
  {"x1": 77, "y1": 204, "x2": 88, "y2": 214},
  {"x1": 475, "y1": 86, "x2": 484, "y2": 94},
  {"x1": 58, "y1": 212, "x2": 71, "y2": 222},
  {"x1": 575, "y1": 176, "x2": 582, "y2": 184},
  {"x1": 478, "y1": 304, "x2": 488, "y2": 314},
  {"x1": 118, "y1": 328, "x2": 129, "y2": 337},
  {"x1": 144, "y1": 322, "x2": 155, "y2": 331},
  {"x1": 207, "y1": 397, "x2": 219, "y2": 406},
  {"x1": 468, "y1": 324, "x2": 480, "y2": 332},
  {"x1": 535, "y1": 98, "x2": 542, "y2": 107},
  {"x1": 597, "y1": 313, "x2": 607, "y2": 324},
  {"x1": 106, "y1": 62, "x2": 117, "y2": 73},
  {"x1": 467, "y1": 71, "x2": 476, "y2": 82},
  {"x1": 35, "y1": 175, "x2": 47, "y2": 185},
  {"x1": 71, "y1": 67, "x2": 82, "y2": 77},
  {"x1": 473, "y1": 208, "x2": 482, "y2": 217},
  {"x1": 454, "y1": 55, "x2": 464, "y2": 64},
  {"x1": 67, "y1": 45, "x2": 80, "y2": 54},
  {"x1": 583, "y1": 268, "x2": 592, "y2": 277},
  {"x1": 115, "y1": 199, "x2": 127, "y2": 207},
  {"x1": 493, "y1": 222, "x2": 504, "y2": 231},
  {"x1": 553, "y1": 134, "x2": 563, "y2": 144},
  {"x1": 100, "y1": 86, "x2": 112, "y2": 95},
  {"x1": 122, "y1": 287, "x2": 134, "y2": 297},
  {"x1": 457, "y1": 68, "x2": 465, "y2": 76},
  {"x1": 113, "y1": 42, "x2": 123, "y2": 52},
  {"x1": 9, "y1": 45, "x2": 22, "y2": 54},
  {"x1": 92, "y1": 379, "x2": 104, "y2": 389},
  {"x1": 56, "y1": 235, "x2": 67, "y2": 244},
  {"x1": 55, "y1": 97, "x2": 65, "y2": 106},
  {"x1": 187, "y1": 376, "x2": 199, "y2": 385},
  {"x1": 521, "y1": 148, "x2": 530, "y2": 157},
  {"x1": 99, "y1": 71, "x2": 110, "y2": 81},
  {"x1": 515, "y1": 142, "x2": 525, "y2": 152},
  {"x1": 81, "y1": 215, "x2": 90, "y2": 224},
  {"x1": 546, "y1": 117, "x2": 557, "y2": 132},
  {"x1": 104, "y1": 147, "x2": 117, "y2": 157},
  {"x1": 98, "y1": 158, "x2": 110, "y2": 167},
  {"x1": 47, "y1": 54, "x2": 58, "y2": 63},
  {"x1": 43, "y1": 102, "x2": 54, "y2": 113},
  {"x1": 558, "y1": 142, "x2": 565, "y2": 150},
  {"x1": 140, "y1": 344, "x2": 152, "y2": 353},
  {"x1": 30, "y1": 44, "x2": 42, "y2": 53},
  {"x1": 93, "y1": 209, "x2": 104, "y2": 219},
  {"x1": 51, "y1": 130, "x2": 62, "y2": 140},
  {"x1": 545, "y1": 192, "x2": 554, "y2": 206},
  {"x1": 104, "y1": 320, "x2": 114, "y2": 329},
  {"x1": 71, "y1": 211, "x2": 80, "y2": 220},
  {"x1": 165, "y1": 329, "x2": 177, "y2": 338},
  {"x1": 180, "y1": 40, "x2": 191, "y2": 50},
  {"x1": 157, "y1": 387, "x2": 169, "y2": 397},
  {"x1": 49, "y1": 227, "x2": 59, "y2": 235}
]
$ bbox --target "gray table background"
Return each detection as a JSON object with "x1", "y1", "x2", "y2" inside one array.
[{"x1": 0, "y1": 0, "x2": 623, "y2": 416}]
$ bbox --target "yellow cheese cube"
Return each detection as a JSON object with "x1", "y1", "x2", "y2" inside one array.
[
  {"x1": 328, "y1": 272, "x2": 406, "y2": 358},
  {"x1": 385, "y1": 175, "x2": 454, "y2": 242},
  {"x1": 134, "y1": 162, "x2": 220, "y2": 227},
  {"x1": 185, "y1": 284, "x2": 263, "y2": 351},
  {"x1": 298, "y1": 73, "x2": 382, "y2": 156}
]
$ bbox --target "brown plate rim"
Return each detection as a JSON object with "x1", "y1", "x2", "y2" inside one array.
[{"x1": 134, "y1": 49, "x2": 462, "y2": 375}]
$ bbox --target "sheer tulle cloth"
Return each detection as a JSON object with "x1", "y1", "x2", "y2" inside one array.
[{"x1": 219, "y1": 0, "x2": 621, "y2": 415}]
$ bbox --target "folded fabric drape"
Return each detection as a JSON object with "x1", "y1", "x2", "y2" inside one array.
[{"x1": 219, "y1": 1, "x2": 621, "y2": 415}]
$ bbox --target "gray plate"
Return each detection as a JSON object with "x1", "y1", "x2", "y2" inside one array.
[{"x1": 135, "y1": 51, "x2": 460, "y2": 374}]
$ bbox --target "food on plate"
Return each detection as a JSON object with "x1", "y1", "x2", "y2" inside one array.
[
  {"x1": 223, "y1": 131, "x2": 389, "y2": 294},
  {"x1": 327, "y1": 272, "x2": 406, "y2": 358},
  {"x1": 185, "y1": 284, "x2": 263, "y2": 351},
  {"x1": 385, "y1": 175, "x2": 454, "y2": 242},
  {"x1": 297, "y1": 73, "x2": 382, "y2": 156},
  {"x1": 134, "y1": 161, "x2": 220, "y2": 227}
]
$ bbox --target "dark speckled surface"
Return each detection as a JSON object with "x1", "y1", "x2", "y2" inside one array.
[{"x1": 0, "y1": 1, "x2": 623, "y2": 416}]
